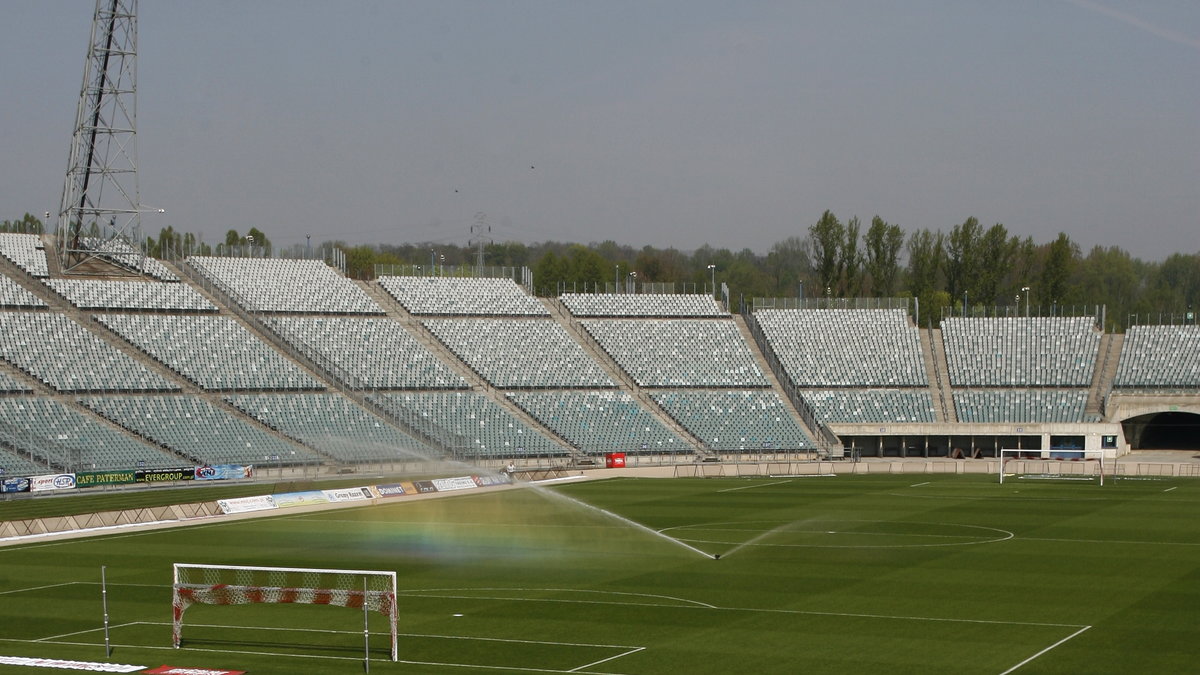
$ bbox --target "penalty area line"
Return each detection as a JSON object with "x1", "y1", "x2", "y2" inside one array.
[
  {"x1": 568, "y1": 647, "x2": 645, "y2": 673},
  {"x1": 997, "y1": 625, "x2": 1091, "y2": 675},
  {"x1": 717, "y1": 479, "x2": 792, "y2": 493}
]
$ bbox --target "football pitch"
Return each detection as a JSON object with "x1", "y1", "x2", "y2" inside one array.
[{"x1": 2, "y1": 473, "x2": 1199, "y2": 674}]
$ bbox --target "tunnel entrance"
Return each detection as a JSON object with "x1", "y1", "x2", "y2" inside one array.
[{"x1": 1122, "y1": 412, "x2": 1200, "y2": 450}]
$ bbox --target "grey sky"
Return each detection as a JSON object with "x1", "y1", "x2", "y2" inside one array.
[{"x1": 3, "y1": 1, "x2": 1198, "y2": 261}]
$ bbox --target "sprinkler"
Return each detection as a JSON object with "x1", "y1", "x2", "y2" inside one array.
[{"x1": 713, "y1": 554, "x2": 721, "y2": 560}]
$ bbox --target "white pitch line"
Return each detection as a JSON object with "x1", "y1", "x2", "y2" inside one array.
[
  {"x1": 1164, "y1": 486, "x2": 1178, "y2": 492},
  {"x1": 569, "y1": 647, "x2": 645, "y2": 672},
  {"x1": 717, "y1": 479, "x2": 792, "y2": 493},
  {"x1": 0, "y1": 581, "x2": 78, "y2": 596},
  {"x1": 1020, "y1": 536, "x2": 1200, "y2": 547},
  {"x1": 36, "y1": 621, "x2": 138, "y2": 642},
  {"x1": 910, "y1": 481, "x2": 930, "y2": 487},
  {"x1": 997, "y1": 625, "x2": 1091, "y2": 675}
]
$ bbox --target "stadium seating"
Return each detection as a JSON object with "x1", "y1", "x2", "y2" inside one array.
[
  {"x1": 266, "y1": 316, "x2": 467, "y2": 390},
  {"x1": 81, "y1": 396, "x2": 322, "y2": 466},
  {"x1": 96, "y1": 314, "x2": 323, "y2": 391},
  {"x1": 370, "y1": 391, "x2": 567, "y2": 458},
  {"x1": 561, "y1": 293, "x2": 725, "y2": 317},
  {"x1": 754, "y1": 309, "x2": 928, "y2": 387},
  {"x1": 649, "y1": 390, "x2": 813, "y2": 451},
  {"x1": 0, "y1": 274, "x2": 46, "y2": 308},
  {"x1": 506, "y1": 390, "x2": 687, "y2": 454},
  {"x1": 582, "y1": 319, "x2": 767, "y2": 387},
  {"x1": 188, "y1": 256, "x2": 382, "y2": 314},
  {"x1": 80, "y1": 237, "x2": 179, "y2": 281},
  {"x1": 0, "y1": 397, "x2": 180, "y2": 470},
  {"x1": 0, "y1": 446, "x2": 47, "y2": 476},
  {"x1": 423, "y1": 318, "x2": 615, "y2": 388},
  {"x1": 953, "y1": 389, "x2": 1089, "y2": 423},
  {"x1": 941, "y1": 317, "x2": 1100, "y2": 387},
  {"x1": 45, "y1": 278, "x2": 216, "y2": 312},
  {"x1": 0, "y1": 233, "x2": 50, "y2": 277},
  {"x1": 0, "y1": 312, "x2": 178, "y2": 392},
  {"x1": 226, "y1": 393, "x2": 436, "y2": 463},
  {"x1": 1114, "y1": 325, "x2": 1200, "y2": 388},
  {"x1": 0, "y1": 370, "x2": 31, "y2": 393},
  {"x1": 378, "y1": 276, "x2": 547, "y2": 316},
  {"x1": 800, "y1": 389, "x2": 937, "y2": 424}
]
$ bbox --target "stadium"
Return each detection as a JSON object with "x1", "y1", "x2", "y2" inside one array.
[
  {"x1": 3, "y1": 1, "x2": 1200, "y2": 673},
  {"x1": 2, "y1": 235, "x2": 1200, "y2": 674}
]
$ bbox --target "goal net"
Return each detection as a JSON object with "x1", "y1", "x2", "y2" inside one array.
[
  {"x1": 171, "y1": 563, "x2": 398, "y2": 661},
  {"x1": 998, "y1": 449, "x2": 1106, "y2": 486}
]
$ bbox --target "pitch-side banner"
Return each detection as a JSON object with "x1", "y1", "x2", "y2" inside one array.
[
  {"x1": 216, "y1": 495, "x2": 277, "y2": 515},
  {"x1": 322, "y1": 487, "x2": 373, "y2": 503},
  {"x1": 30, "y1": 473, "x2": 76, "y2": 492},
  {"x1": 272, "y1": 490, "x2": 329, "y2": 509},
  {"x1": 0, "y1": 476, "x2": 31, "y2": 493},
  {"x1": 431, "y1": 476, "x2": 478, "y2": 492},
  {"x1": 373, "y1": 482, "x2": 409, "y2": 498},
  {"x1": 135, "y1": 468, "x2": 195, "y2": 483},
  {"x1": 194, "y1": 465, "x2": 253, "y2": 481},
  {"x1": 76, "y1": 470, "x2": 138, "y2": 488}
]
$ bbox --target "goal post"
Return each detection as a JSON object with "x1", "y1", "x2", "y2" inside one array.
[
  {"x1": 998, "y1": 449, "x2": 1106, "y2": 486},
  {"x1": 171, "y1": 563, "x2": 398, "y2": 661}
]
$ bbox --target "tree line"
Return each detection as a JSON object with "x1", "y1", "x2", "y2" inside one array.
[{"x1": 4, "y1": 210, "x2": 1196, "y2": 330}]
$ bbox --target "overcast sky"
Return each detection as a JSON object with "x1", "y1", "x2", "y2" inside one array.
[{"x1": 3, "y1": 1, "x2": 1197, "y2": 261}]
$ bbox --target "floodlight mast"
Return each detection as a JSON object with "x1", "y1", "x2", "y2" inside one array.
[{"x1": 56, "y1": 0, "x2": 152, "y2": 274}]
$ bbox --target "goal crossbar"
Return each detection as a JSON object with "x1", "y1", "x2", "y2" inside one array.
[
  {"x1": 172, "y1": 563, "x2": 398, "y2": 661},
  {"x1": 998, "y1": 449, "x2": 1106, "y2": 486}
]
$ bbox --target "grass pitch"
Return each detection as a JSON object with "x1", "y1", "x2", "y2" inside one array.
[{"x1": 2, "y1": 473, "x2": 1199, "y2": 674}]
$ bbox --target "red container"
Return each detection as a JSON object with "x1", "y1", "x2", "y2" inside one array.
[{"x1": 605, "y1": 452, "x2": 626, "y2": 468}]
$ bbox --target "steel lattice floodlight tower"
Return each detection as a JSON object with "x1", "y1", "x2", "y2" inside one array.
[{"x1": 56, "y1": 0, "x2": 148, "y2": 274}]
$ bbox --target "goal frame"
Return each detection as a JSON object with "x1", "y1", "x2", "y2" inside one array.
[
  {"x1": 998, "y1": 448, "x2": 1105, "y2": 486},
  {"x1": 171, "y1": 563, "x2": 398, "y2": 661}
]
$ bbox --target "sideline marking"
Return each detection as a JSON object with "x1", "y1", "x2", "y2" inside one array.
[
  {"x1": 569, "y1": 647, "x2": 644, "y2": 673},
  {"x1": 717, "y1": 479, "x2": 792, "y2": 493},
  {"x1": 910, "y1": 481, "x2": 930, "y2": 487},
  {"x1": 0, "y1": 582, "x2": 76, "y2": 596},
  {"x1": 997, "y1": 625, "x2": 1091, "y2": 675},
  {"x1": 1164, "y1": 486, "x2": 1177, "y2": 492}
]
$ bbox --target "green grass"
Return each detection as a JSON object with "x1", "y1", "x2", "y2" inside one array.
[{"x1": 2, "y1": 474, "x2": 1200, "y2": 674}]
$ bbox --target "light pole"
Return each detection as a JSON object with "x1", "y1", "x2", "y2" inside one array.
[
  {"x1": 246, "y1": 234, "x2": 254, "y2": 258},
  {"x1": 707, "y1": 264, "x2": 716, "y2": 297},
  {"x1": 306, "y1": 234, "x2": 311, "y2": 259},
  {"x1": 1021, "y1": 286, "x2": 1030, "y2": 317},
  {"x1": 628, "y1": 271, "x2": 636, "y2": 293},
  {"x1": 798, "y1": 280, "x2": 804, "y2": 302}
]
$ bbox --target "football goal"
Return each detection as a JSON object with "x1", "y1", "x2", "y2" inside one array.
[
  {"x1": 998, "y1": 449, "x2": 1106, "y2": 486},
  {"x1": 171, "y1": 563, "x2": 398, "y2": 661}
]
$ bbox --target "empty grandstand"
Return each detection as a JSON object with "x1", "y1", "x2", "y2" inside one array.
[
  {"x1": 0, "y1": 312, "x2": 179, "y2": 392},
  {"x1": 801, "y1": 389, "x2": 937, "y2": 424},
  {"x1": 941, "y1": 316, "x2": 1100, "y2": 387},
  {"x1": 423, "y1": 318, "x2": 615, "y2": 389},
  {"x1": 582, "y1": 318, "x2": 767, "y2": 388},
  {"x1": 507, "y1": 390, "x2": 687, "y2": 455},
  {"x1": 266, "y1": 316, "x2": 468, "y2": 390},
  {"x1": 379, "y1": 276, "x2": 547, "y2": 316},
  {"x1": 371, "y1": 391, "x2": 568, "y2": 459},
  {"x1": 226, "y1": 393, "x2": 436, "y2": 464},
  {"x1": 45, "y1": 278, "x2": 216, "y2": 312},
  {"x1": 0, "y1": 397, "x2": 180, "y2": 471},
  {"x1": 649, "y1": 390, "x2": 812, "y2": 451},
  {"x1": 96, "y1": 314, "x2": 323, "y2": 391},
  {"x1": 753, "y1": 309, "x2": 927, "y2": 387},
  {"x1": 561, "y1": 293, "x2": 725, "y2": 318},
  {"x1": 0, "y1": 233, "x2": 50, "y2": 278},
  {"x1": 0, "y1": 274, "x2": 47, "y2": 308},
  {"x1": 188, "y1": 256, "x2": 382, "y2": 314},
  {"x1": 954, "y1": 389, "x2": 1089, "y2": 423},
  {"x1": 1114, "y1": 325, "x2": 1200, "y2": 388},
  {"x1": 81, "y1": 396, "x2": 323, "y2": 467}
]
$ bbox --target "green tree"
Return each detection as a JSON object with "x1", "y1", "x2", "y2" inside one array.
[
  {"x1": 809, "y1": 210, "x2": 844, "y2": 296},
  {"x1": 944, "y1": 217, "x2": 982, "y2": 302},
  {"x1": 863, "y1": 216, "x2": 904, "y2": 297},
  {"x1": 1039, "y1": 233, "x2": 1078, "y2": 308},
  {"x1": 841, "y1": 217, "x2": 863, "y2": 296}
]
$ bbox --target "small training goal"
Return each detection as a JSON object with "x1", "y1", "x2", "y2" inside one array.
[
  {"x1": 171, "y1": 563, "x2": 398, "y2": 661},
  {"x1": 998, "y1": 449, "x2": 1106, "y2": 486}
]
